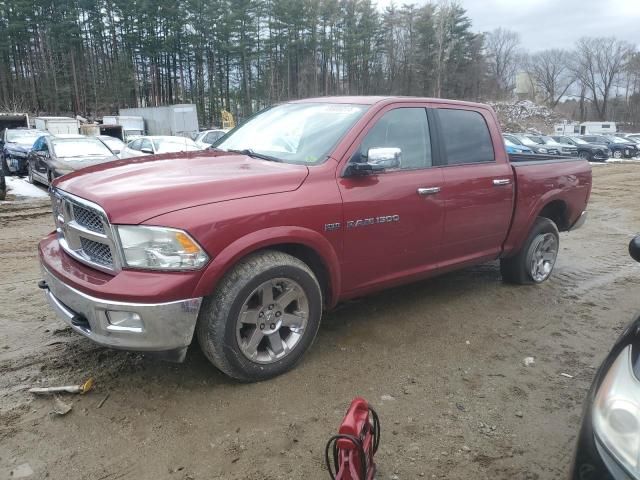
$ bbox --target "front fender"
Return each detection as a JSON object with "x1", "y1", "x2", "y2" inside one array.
[{"x1": 192, "y1": 226, "x2": 342, "y2": 307}]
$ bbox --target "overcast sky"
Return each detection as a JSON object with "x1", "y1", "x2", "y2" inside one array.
[{"x1": 376, "y1": 0, "x2": 640, "y2": 52}]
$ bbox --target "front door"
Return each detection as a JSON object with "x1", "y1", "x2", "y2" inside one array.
[{"x1": 338, "y1": 106, "x2": 445, "y2": 294}]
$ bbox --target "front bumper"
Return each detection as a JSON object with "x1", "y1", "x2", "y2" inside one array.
[{"x1": 40, "y1": 264, "x2": 202, "y2": 361}]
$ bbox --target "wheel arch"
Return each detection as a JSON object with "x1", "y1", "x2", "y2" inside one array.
[
  {"x1": 193, "y1": 227, "x2": 341, "y2": 308},
  {"x1": 537, "y1": 199, "x2": 570, "y2": 232}
]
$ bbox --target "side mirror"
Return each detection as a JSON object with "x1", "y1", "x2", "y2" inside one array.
[
  {"x1": 368, "y1": 147, "x2": 402, "y2": 169},
  {"x1": 630, "y1": 236, "x2": 640, "y2": 263},
  {"x1": 141, "y1": 147, "x2": 154, "y2": 154}
]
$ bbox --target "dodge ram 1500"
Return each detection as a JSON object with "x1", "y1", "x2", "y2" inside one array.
[{"x1": 38, "y1": 96, "x2": 591, "y2": 381}]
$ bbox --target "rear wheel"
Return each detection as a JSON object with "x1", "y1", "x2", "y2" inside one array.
[
  {"x1": 500, "y1": 217, "x2": 559, "y2": 285},
  {"x1": 196, "y1": 250, "x2": 323, "y2": 381},
  {"x1": 578, "y1": 151, "x2": 591, "y2": 161}
]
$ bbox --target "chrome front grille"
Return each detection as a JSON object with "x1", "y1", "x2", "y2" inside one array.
[
  {"x1": 51, "y1": 189, "x2": 121, "y2": 274},
  {"x1": 80, "y1": 238, "x2": 113, "y2": 266},
  {"x1": 73, "y1": 204, "x2": 105, "y2": 233}
]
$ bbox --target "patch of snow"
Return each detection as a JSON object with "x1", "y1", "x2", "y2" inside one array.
[
  {"x1": 5, "y1": 176, "x2": 49, "y2": 199},
  {"x1": 606, "y1": 157, "x2": 640, "y2": 164}
]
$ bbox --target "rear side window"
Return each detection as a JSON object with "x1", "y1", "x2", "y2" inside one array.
[
  {"x1": 129, "y1": 139, "x2": 142, "y2": 150},
  {"x1": 437, "y1": 109, "x2": 495, "y2": 165}
]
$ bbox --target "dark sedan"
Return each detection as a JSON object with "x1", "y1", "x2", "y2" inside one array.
[
  {"x1": 27, "y1": 135, "x2": 118, "y2": 186},
  {"x1": 552, "y1": 136, "x2": 610, "y2": 162},
  {"x1": 580, "y1": 135, "x2": 638, "y2": 159},
  {"x1": 572, "y1": 236, "x2": 640, "y2": 480},
  {"x1": 0, "y1": 128, "x2": 51, "y2": 175}
]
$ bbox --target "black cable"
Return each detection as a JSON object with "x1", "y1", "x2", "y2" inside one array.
[
  {"x1": 324, "y1": 434, "x2": 366, "y2": 480},
  {"x1": 368, "y1": 406, "x2": 381, "y2": 454}
]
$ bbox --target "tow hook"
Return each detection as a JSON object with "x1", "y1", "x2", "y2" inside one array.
[{"x1": 38, "y1": 280, "x2": 48, "y2": 290}]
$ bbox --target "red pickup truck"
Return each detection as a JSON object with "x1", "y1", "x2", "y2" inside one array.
[{"x1": 39, "y1": 97, "x2": 591, "y2": 381}]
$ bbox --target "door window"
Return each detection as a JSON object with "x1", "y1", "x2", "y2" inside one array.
[
  {"x1": 129, "y1": 139, "x2": 142, "y2": 151},
  {"x1": 205, "y1": 131, "x2": 224, "y2": 144},
  {"x1": 437, "y1": 109, "x2": 495, "y2": 165},
  {"x1": 355, "y1": 108, "x2": 432, "y2": 170},
  {"x1": 140, "y1": 138, "x2": 153, "y2": 152}
]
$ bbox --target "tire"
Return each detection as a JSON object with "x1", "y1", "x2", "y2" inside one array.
[
  {"x1": 500, "y1": 217, "x2": 559, "y2": 285},
  {"x1": 613, "y1": 150, "x2": 623, "y2": 159},
  {"x1": 0, "y1": 170, "x2": 5, "y2": 201},
  {"x1": 578, "y1": 151, "x2": 591, "y2": 161},
  {"x1": 0, "y1": 154, "x2": 9, "y2": 176},
  {"x1": 27, "y1": 163, "x2": 35, "y2": 184},
  {"x1": 196, "y1": 250, "x2": 323, "y2": 382}
]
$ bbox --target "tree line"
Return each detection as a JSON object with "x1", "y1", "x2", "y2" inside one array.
[{"x1": 0, "y1": 0, "x2": 638, "y2": 127}]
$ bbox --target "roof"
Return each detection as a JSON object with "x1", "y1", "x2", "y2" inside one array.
[{"x1": 290, "y1": 95, "x2": 491, "y2": 109}]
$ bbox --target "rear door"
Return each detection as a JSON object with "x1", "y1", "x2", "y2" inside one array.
[
  {"x1": 338, "y1": 105, "x2": 445, "y2": 293},
  {"x1": 435, "y1": 107, "x2": 514, "y2": 268},
  {"x1": 31, "y1": 137, "x2": 50, "y2": 182}
]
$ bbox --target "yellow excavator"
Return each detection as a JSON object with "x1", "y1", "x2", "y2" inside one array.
[{"x1": 221, "y1": 110, "x2": 235, "y2": 129}]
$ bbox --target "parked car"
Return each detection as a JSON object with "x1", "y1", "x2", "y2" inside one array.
[
  {"x1": 27, "y1": 135, "x2": 118, "y2": 186},
  {"x1": 38, "y1": 96, "x2": 592, "y2": 381},
  {"x1": 194, "y1": 129, "x2": 229, "y2": 149},
  {"x1": 504, "y1": 133, "x2": 560, "y2": 155},
  {"x1": 551, "y1": 135, "x2": 610, "y2": 162},
  {"x1": 119, "y1": 135, "x2": 201, "y2": 159},
  {"x1": 0, "y1": 128, "x2": 51, "y2": 175},
  {"x1": 580, "y1": 135, "x2": 638, "y2": 159},
  {"x1": 526, "y1": 135, "x2": 578, "y2": 156},
  {"x1": 96, "y1": 135, "x2": 126, "y2": 157},
  {"x1": 504, "y1": 137, "x2": 533, "y2": 154},
  {"x1": 571, "y1": 235, "x2": 640, "y2": 480}
]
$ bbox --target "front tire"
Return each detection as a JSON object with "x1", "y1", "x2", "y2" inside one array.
[
  {"x1": 500, "y1": 217, "x2": 559, "y2": 285},
  {"x1": 196, "y1": 250, "x2": 323, "y2": 382},
  {"x1": 27, "y1": 163, "x2": 35, "y2": 184},
  {"x1": 0, "y1": 154, "x2": 9, "y2": 176},
  {"x1": 613, "y1": 150, "x2": 623, "y2": 159},
  {"x1": 578, "y1": 151, "x2": 591, "y2": 161}
]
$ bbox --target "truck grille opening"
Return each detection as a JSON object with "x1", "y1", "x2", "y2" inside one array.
[
  {"x1": 73, "y1": 204, "x2": 105, "y2": 233},
  {"x1": 80, "y1": 238, "x2": 114, "y2": 267}
]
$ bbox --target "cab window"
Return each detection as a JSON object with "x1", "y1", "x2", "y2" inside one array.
[
  {"x1": 437, "y1": 108, "x2": 495, "y2": 165},
  {"x1": 355, "y1": 108, "x2": 432, "y2": 170}
]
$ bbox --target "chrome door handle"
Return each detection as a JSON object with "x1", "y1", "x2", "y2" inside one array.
[
  {"x1": 493, "y1": 179, "x2": 511, "y2": 186},
  {"x1": 417, "y1": 187, "x2": 441, "y2": 196}
]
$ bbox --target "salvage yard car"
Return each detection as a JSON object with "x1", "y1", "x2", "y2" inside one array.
[
  {"x1": 119, "y1": 135, "x2": 201, "y2": 159},
  {"x1": 580, "y1": 134, "x2": 638, "y2": 159},
  {"x1": 0, "y1": 128, "x2": 51, "y2": 175},
  {"x1": 526, "y1": 135, "x2": 578, "y2": 157},
  {"x1": 27, "y1": 134, "x2": 118, "y2": 186},
  {"x1": 504, "y1": 133, "x2": 560, "y2": 155},
  {"x1": 551, "y1": 135, "x2": 610, "y2": 162},
  {"x1": 37, "y1": 96, "x2": 592, "y2": 382}
]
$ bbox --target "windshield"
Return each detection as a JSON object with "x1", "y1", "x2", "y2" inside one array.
[
  {"x1": 526, "y1": 136, "x2": 544, "y2": 144},
  {"x1": 610, "y1": 136, "x2": 629, "y2": 144},
  {"x1": 52, "y1": 139, "x2": 113, "y2": 158},
  {"x1": 504, "y1": 139, "x2": 517, "y2": 147},
  {"x1": 540, "y1": 136, "x2": 556, "y2": 143},
  {"x1": 571, "y1": 137, "x2": 587, "y2": 144},
  {"x1": 152, "y1": 137, "x2": 200, "y2": 153},
  {"x1": 100, "y1": 137, "x2": 125, "y2": 150},
  {"x1": 518, "y1": 136, "x2": 538, "y2": 146},
  {"x1": 214, "y1": 102, "x2": 369, "y2": 164},
  {"x1": 6, "y1": 130, "x2": 49, "y2": 145}
]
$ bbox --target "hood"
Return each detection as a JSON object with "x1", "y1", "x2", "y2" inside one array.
[
  {"x1": 4, "y1": 142, "x2": 32, "y2": 155},
  {"x1": 55, "y1": 155, "x2": 118, "y2": 172},
  {"x1": 53, "y1": 151, "x2": 310, "y2": 224}
]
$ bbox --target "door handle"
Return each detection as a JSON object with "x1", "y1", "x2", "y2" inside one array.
[
  {"x1": 417, "y1": 187, "x2": 441, "y2": 196},
  {"x1": 493, "y1": 179, "x2": 511, "y2": 186}
]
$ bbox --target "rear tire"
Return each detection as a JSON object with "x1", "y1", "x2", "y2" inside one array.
[
  {"x1": 196, "y1": 250, "x2": 323, "y2": 382},
  {"x1": 500, "y1": 217, "x2": 559, "y2": 285},
  {"x1": 578, "y1": 151, "x2": 591, "y2": 161}
]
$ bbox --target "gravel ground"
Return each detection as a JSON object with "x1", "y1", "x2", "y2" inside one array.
[{"x1": 1, "y1": 165, "x2": 639, "y2": 480}]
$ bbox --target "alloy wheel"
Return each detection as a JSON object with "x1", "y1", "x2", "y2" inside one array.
[{"x1": 529, "y1": 233, "x2": 558, "y2": 282}]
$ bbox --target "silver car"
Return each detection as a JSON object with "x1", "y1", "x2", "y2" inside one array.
[{"x1": 119, "y1": 136, "x2": 201, "y2": 159}]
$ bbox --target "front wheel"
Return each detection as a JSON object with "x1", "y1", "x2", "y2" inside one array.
[
  {"x1": 196, "y1": 250, "x2": 323, "y2": 381},
  {"x1": 500, "y1": 217, "x2": 559, "y2": 285},
  {"x1": 27, "y1": 163, "x2": 35, "y2": 184},
  {"x1": 0, "y1": 154, "x2": 9, "y2": 176},
  {"x1": 578, "y1": 151, "x2": 591, "y2": 161},
  {"x1": 612, "y1": 150, "x2": 623, "y2": 159}
]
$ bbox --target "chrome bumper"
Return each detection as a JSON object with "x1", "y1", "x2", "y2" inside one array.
[
  {"x1": 570, "y1": 211, "x2": 587, "y2": 231},
  {"x1": 40, "y1": 265, "x2": 202, "y2": 361}
]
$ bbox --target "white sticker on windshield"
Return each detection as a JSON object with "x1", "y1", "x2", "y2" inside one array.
[{"x1": 322, "y1": 105, "x2": 361, "y2": 114}]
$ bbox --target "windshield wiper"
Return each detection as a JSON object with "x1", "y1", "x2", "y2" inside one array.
[{"x1": 226, "y1": 148, "x2": 282, "y2": 162}]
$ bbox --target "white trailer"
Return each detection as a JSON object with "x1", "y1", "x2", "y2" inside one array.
[
  {"x1": 34, "y1": 117, "x2": 79, "y2": 135},
  {"x1": 118, "y1": 104, "x2": 199, "y2": 138},
  {"x1": 579, "y1": 122, "x2": 617, "y2": 135},
  {"x1": 553, "y1": 122, "x2": 580, "y2": 136}
]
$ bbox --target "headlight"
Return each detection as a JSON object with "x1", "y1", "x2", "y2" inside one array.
[
  {"x1": 116, "y1": 225, "x2": 209, "y2": 270},
  {"x1": 593, "y1": 345, "x2": 640, "y2": 475},
  {"x1": 538, "y1": 148, "x2": 548, "y2": 153}
]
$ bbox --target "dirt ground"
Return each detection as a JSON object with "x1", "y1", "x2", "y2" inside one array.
[{"x1": 1, "y1": 164, "x2": 639, "y2": 480}]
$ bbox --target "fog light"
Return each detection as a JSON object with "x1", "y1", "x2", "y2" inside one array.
[{"x1": 106, "y1": 311, "x2": 144, "y2": 332}]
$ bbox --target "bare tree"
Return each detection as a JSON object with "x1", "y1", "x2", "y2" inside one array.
[
  {"x1": 485, "y1": 27, "x2": 520, "y2": 98},
  {"x1": 572, "y1": 37, "x2": 634, "y2": 120},
  {"x1": 527, "y1": 49, "x2": 575, "y2": 108}
]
